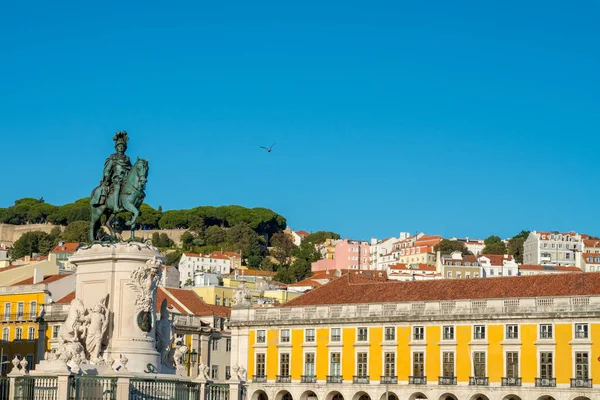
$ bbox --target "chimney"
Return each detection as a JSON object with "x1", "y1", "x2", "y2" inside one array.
[
  {"x1": 24, "y1": 255, "x2": 31, "y2": 264},
  {"x1": 33, "y1": 268, "x2": 44, "y2": 284}
]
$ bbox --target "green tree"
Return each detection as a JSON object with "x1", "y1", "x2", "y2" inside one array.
[
  {"x1": 152, "y1": 232, "x2": 161, "y2": 247},
  {"x1": 289, "y1": 258, "x2": 312, "y2": 282},
  {"x1": 508, "y1": 230, "x2": 530, "y2": 263},
  {"x1": 181, "y1": 231, "x2": 195, "y2": 251},
  {"x1": 304, "y1": 231, "x2": 340, "y2": 245},
  {"x1": 158, "y1": 210, "x2": 188, "y2": 229},
  {"x1": 434, "y1": 239, "x2": 472, "y2": 255},
  {"x1": 11, "y1": 231, "x2": 58, "y2": 260},
  {"x1": 159, "y1": 233, "x2": 173, "y2": 248},
  {"x1": 482, "y1": 235, "x2": 507, "y2": 254},
  {"x1": 270, "y1": 232, "x2": 297, "y2": 265},
  {"x1": 205, "y1": 226, "x2": 226, "y2": 246},
  {"x1": 274, "y1": 267, "x2": 293, "y2": 284},
  {"x1": 137, "y1": 204, "x2": 162, "y2": 229},
  {"x1": 61, "y1": 221, "x2": 89, "y2": 243},
  {"x1": 165, "y1": 250, "x2": 183, "y2": 266},
  {"x1": 184, "y1": 277, "x2": 193, "y2": 286}
]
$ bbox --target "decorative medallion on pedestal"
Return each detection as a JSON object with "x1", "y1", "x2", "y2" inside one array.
[{"x1": 127, "y1": 256, "x2": 162, "y2": 337}]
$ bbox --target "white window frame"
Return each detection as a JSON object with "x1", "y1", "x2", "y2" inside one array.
[
  {"x1": 255, "y1": 352, "x2": 266, "y2": 377},
  {"x1": 504, "y1": 350, "x2": 520, "y2": 378},
  {"x1": 329, "y1": 351, "x2": 342, "y2": 376},
  {"x1": 278, "y1": 351, "x2": 291, "y2": 377},
  {"x1": 506, "y1": 324, "x2": 519, "y2": 340},
  {"x1": 280, "y1": 329, "x2": 291, "y2": 343},
  {"x1": 442, "y1": 325, "x2": 454, "y2": 341},
  {"x1": 413, "y1": 326, "x2": 425, "y2": 341},
  {"x1": 384, "y1": 326, "x2": 395, "y2": 341},
  {"x1": 472, "y1": 350, "x2": 487, "y2": 378},
  {"x1": 256, "y1": 329, "x2": 266, "y2": 344},
  {"x1": 303, "y1": 350, "x2": 316, "y2": 376},
  {"x1": 539, "y1": 324, "x2": 553, "y2": 340},
  {"x1": 474, "y1": 325, "x2": 486, "y2": 340},
  {"x1": 355, "y1": 350, "x2": 369, "y2": 377},
  {"x1": 330, "y1": 327, "x2": 341, "y2": 342},
  {"x1": 574, "y1": 323, "x2": 589, "y2": 339},
  {"x1": 357, "y1": 327, "x2": 368, "y2": 342},
  {"x1": 305, "y1": 328, "x2": 315, "y2": 343}
]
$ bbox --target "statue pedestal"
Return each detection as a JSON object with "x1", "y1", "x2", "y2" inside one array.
[{"x1": 69, "y1": 243, "x2": 164, "y2": 374}]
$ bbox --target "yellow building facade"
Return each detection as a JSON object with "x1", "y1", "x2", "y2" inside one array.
[
  {"x1": 230, "y1": 272, "x2": 600, "y2": 400},
  {"x1": 0, "y1": 286, "x2": 47, "y2": 374}
]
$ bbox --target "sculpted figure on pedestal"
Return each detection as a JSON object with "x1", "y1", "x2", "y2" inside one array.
[
  {"x1": 85, "y1": 295, "x2": 109, "y2": 364},
  {"x1": 155, "y1": 299, "x2": 173, "y2": 365},
  {"x1": 57, "y1": 299, "x2": 87, "y2": 360}
]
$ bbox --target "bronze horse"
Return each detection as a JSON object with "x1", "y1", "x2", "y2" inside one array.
[{"x1": 89, "y1": 158, "x2": 149, "y2": 242}]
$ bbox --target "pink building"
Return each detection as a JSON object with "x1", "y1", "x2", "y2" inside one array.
[{"x1": 311, "y1": 239, "x2": 370, "y2": 272}]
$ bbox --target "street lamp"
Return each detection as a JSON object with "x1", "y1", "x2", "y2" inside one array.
[{"x1": 185, "y1": 349, "x2": 198, "y2": 376}]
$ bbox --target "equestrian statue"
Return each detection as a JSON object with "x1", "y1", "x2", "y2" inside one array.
[{"x1": 89, "y1": 131, "x2": 149, "y2": 242}]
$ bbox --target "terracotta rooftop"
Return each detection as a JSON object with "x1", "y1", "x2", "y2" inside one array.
[
  {"x1": 296, "y1": 230, "x2": 310, "y2": 237},
  {"x1": 50, "y1": 243, "x2": 79, "y2": 254},
  {"x1": 389, "y1": 263, "x2": 436, "y2": 272},
  {"x1": 478, "y1": 254, "x2": 515, "y2": 266},
  {"x1": 12, "y1": 274, "x2": 72, "y2": 286},
  {"x1": 158, "y1": 287, "x2": 230, "y2": 317},
  {"x1": 57, "y1": 292, "x2": 75, "y2": 304},
  {"x1": 230, "y1": 269, "x2": 276, "y2": 277},
  {"x1": 519, "y1": 264, "x2": 582, "y2": 272},
  {"x1": 283, "y1": 272, "x2": 600, "y2": 307}
]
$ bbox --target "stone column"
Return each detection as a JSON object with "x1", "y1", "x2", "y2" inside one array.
[
  {"x1": 115, "y1": 375, "x2": 132, "y2": 400},
  {"x1": 56, "y1": 373, "x2": 71, "y2": 400},
  {"x1": 69, "y1": 243, "x2": 163, "y2": 373}
]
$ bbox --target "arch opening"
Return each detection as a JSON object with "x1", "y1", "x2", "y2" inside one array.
[
  {"x1": 380, "y1": 393, "x2": 399, "y2": 400},
  {"x1": 300, "y1": 391, "x2": 318, "y2": 400},
  {"x1": 409, "y1": 393, "x2": 428, "y2": 400},
  {"x1": 327, "y1": 392, "x2": 344, "y2": 400},
  {"x1": 275, "y1": 391, "x2": 293, "y2": 400},
  {"x1": 252, "y1": 391, "x2": 268, "y2": 400},
  {"x1": 439, "y1": 393, "x2": 458, "y2": 400}
]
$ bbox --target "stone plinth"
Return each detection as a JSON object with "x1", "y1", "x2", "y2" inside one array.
[{"x1": 69, "y1": 243, "x2": 164, "y2": 373}]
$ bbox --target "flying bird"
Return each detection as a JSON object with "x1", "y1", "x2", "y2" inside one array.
[{"x1": 260, "y1": 143, "x2": 276, "y2": 153}]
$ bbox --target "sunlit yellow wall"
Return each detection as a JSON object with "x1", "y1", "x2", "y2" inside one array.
[
  {"x1": 266, "y1": 330, "x2": 278, "y2": 380},
  {"x1": 342, "y1": 328, "x2": 354, "y2": 381},
  {"x1": 592, "y1": 324, "x2": 600, "y2": 383},
  {"x1": 370, "y1": 327, "x2": 382, "y2": 378},
  {"x1": 397, "y1": 326, "x2": 410, "y2": 379},
  {"x1": 246, "y1": 320, "x2": 598, "y2": 383},
  {"x1": 456, "y1": 325, "x2": 471, "y2": 382},
  {"x1": 556, "y1": 323, "x2": 572, "y2": 384},
  {"x1": 316, "y1": 328, "x2": 328, "y2": 379},
  {"x1": 291, "y1": 329, "x2": 303, "y2": 379},
  {"x1": 0, "y1": 292, "x2": 46, "y2": 363},
  {"x1": 248, "y1": 330, "x2": 256, "y2": 377},
  {"x1": 520, "y1": 324, "x2": 537, "y2": 384},
  {"x1": 488, "y1": 324, "x2": 503, "y2": 382},
  {"x1": 426, "y1": 326, "x2": 440, "y2": 379}
]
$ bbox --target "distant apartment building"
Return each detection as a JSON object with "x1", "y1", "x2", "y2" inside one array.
[
  {"x1": 311, "y1": 239, "x2": 370, "y2": 271},
  {"x1": 439, "y1": 251, "x2": 482, "y2": 279},
  {"x1": 386, "y1": 263, "x2": 439, "y2": 281},
  {"x1": 523, "y1": 231, "x2": 584, "y2": 266},
  {"x1": 368, "y1": 235, "x2": 401, "y2": 270},
  {"x1": 450, "y1": 237, "x2": 485, "y2": 255},
  {"x1": 478, "y1": 254, "x2": 518, "y2": 277},
  {"x1": 48, "y1": 242, "x2": 80, "y2": 271},
  {"x1": 178, "y1": 251, "x2": 242, "y2": 286},
  {"x1": 316, "y1": 238, "x2": 339, "y2": 260},
  {"x1": 379, "y1": 234, "x2": 442, "y2": 270}
]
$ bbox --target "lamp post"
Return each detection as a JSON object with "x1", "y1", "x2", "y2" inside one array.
[{"x1": 185, "y1": 348, "x2": 198, "y2": 377}]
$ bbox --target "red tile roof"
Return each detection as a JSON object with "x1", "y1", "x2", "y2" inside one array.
[
  {"x1": 296, "y1": 230, "x2": 310, "y2": 237},
  {"x1": 583, "y1": 240, "x2": 600, "y2": 248},
  {"x1": 231, "y1": 269, "x2": 276, "y2": 277},
  {"x1": 50, "y1": 243, "x2": 79, "y2": 254},
  {"x1": 389, "y1": 263, "x2": 436, "y2": 272},
  {"x1": 478, "y1": 254, "x2": 514, "y2": 266},
  {"x1": 283, "y1": 272, "x2": 600, "y2": 307},
  {"x1": 57, "y1": 292, "x2": 75, "y2": 303},
  {"x1": 12, "y1": 274, "x2": 72, "y2": 286},
  {"x1": 158, "y1": 287, "x2": 230, "y2": 317},
  {"x1": 583, "y1": 253, "x2": 600, "y2": 264}
]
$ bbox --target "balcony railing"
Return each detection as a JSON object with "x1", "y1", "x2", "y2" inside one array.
[
  {"x1": 276, "y1": 375, "x2": 291, "y2": 383},
  {"x1": 252, "y1": 375, "x2": 266, "y2": 383},
  {"x1": 231, "y1": 295, "x2": 600, "y2": 325},
  {"x1": 438, "y1": 377, "x2": 457, "y2": 385},
  {"x1": 502, "y1": 377, "x2": 522, "y2": 386},
  {"x1": 536, "y1": 378, "x2": 556, "y2": 387},
  {"x1": 380, "y1": 376, "x2": 397, "y2": 384},
  {"x1": 353, "y1": 376, "x2": 370, "y2": 384},
  {"x1": 327, "y1": 375, "x2": 343, "y2": 384},
  {"x1": 571, "y1": 378, "x2": 593, "y2": 388},
  {"x1": 2, "y1": 314, "x2": 37, "y2": 322},
  {"x1": 409, "y1": 376, "x2": 426, "y2": 385},
  {"x1": 301, "y1": 375, "x2": 316, "y2": 383},
  {"x1": 470, "y1": 377, "x2": 489, "y2": 386}
]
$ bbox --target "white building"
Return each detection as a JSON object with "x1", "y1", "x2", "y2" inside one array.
[
  {"x1": 178, "y1": 251, "x2": 240, "y2": 287},
  {"x1": 477, "y1": 253, "x2": 518, "y2": 277},
  {"x1": 368, "y1": 235, "x2": 402, "y2": 270},
  {"x1": 523, "y1": 230, "x2": 584, "y2": 266}
]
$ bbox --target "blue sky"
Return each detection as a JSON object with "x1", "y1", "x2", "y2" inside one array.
[{"x1": 1, "y1": 1, "x2": 598, "y2": 240}]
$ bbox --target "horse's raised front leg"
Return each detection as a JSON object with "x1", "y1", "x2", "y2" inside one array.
[{"x1": 122, "y1": 198, "x2": 139, "y2": 227}]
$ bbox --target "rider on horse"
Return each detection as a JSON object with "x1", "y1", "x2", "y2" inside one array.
[{"x1": 91, "y1": 131, "x2": 132, "y2": 212}]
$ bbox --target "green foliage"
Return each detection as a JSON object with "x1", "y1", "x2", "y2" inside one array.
[
  {"x1": 482, "y1": 235, "x2": 507, "y2": 255},
  {"x1": 434, "y1": 239, "x2": 472, "y2": 255},
  {"x1": 61, "y1": 221, "x2": 89, "y2": 243},
  {"x1": 274, "y1": 267, "x2": 293, "y2": 284},
  {"x1": 508, "y1": 230, "x2": 530, "y2": 263},
  {"x1": 205, "y1": 226, "x2": 227, "y2": 246},
  {"x1": 270, "y1": 232, "x2": 297, "y2": 265},
  {"x1": 184, "y1": 277, "x2": 193, "y2": 286},
  {"x1": 137, "y1": 204, "x2": 162, "y2": 229},
  {"x1": 180, "y1": 231, "x2": 195, "y2": 251},
  {"x1": 303, "y1": 231, "x2": 340, "y2": 245},
  {"x1": 165, "y1": 250, "x2": 183, "y2": 266},
  {"x1": 47, "y1": 198, "x2": 90, "y2": 225},
  {"x1": 152, "y1": 232, "x2": 174, "y2": 248},
  {"x1": 158, "y1": 210, "x2": 188, "y2": 229},
  {"x1": 11, "y1": 231, "x2": 58, "y2": 260}
]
